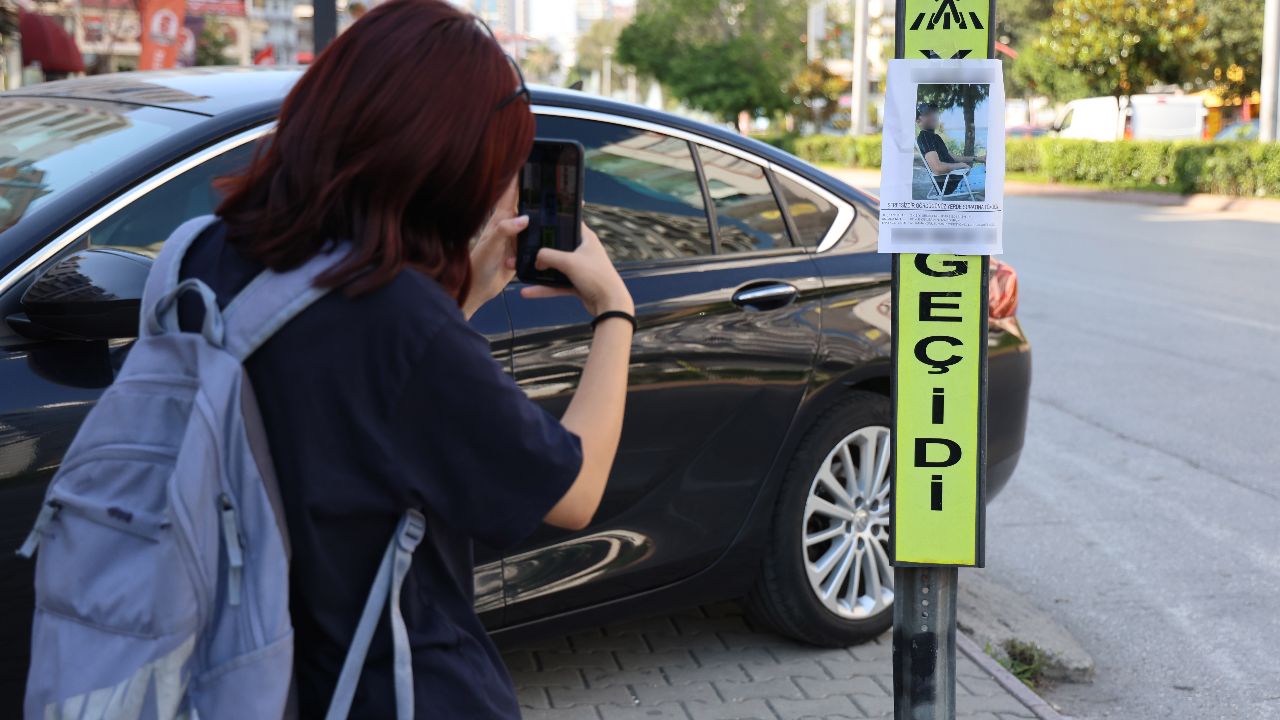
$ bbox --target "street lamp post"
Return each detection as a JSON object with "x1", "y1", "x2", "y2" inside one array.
[
  {"x1": 1263, "y1": 0, "x2": 1279, "y2": 142},
  {"x1": 807, "y1": 1, "x2": 827, "y2": 63},
  {"x1": 849, "y1": 0, "x2": 870, "y2": 136},
  {"x1": 602, "y1": 47, "x2": 613, "y2": 98},
  {"x1": 315, "y1": 0, "x2": 337, "y2": 53}
]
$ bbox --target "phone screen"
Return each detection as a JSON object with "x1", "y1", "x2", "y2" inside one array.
[{"x1": 517, "y1": 140, "x2": 584, "y2": 287}]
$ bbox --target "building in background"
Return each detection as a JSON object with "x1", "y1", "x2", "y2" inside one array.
[
  {"x1": 58, "y1": 0, "x2": 251, "y2": 72},
  {"x1": 455, "y1": 0, "x2": 528, "y2": 38}
]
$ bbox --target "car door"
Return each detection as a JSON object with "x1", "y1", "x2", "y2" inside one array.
[{"x1": 499, "y1": 111, "x2": 823, "y2": 624}]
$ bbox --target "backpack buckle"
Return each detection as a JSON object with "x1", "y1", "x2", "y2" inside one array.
[
  {"x1": 16, "y1": 501, "x2": 61, "y2": 559},
  {"x1": 397, "y1": 510, "x2": 426, "y2": 552},
  {"x1": 219, "y1": 494, "x2": 245, "y2": 606}
]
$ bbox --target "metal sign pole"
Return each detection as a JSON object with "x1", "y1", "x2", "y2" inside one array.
[
  {"x1": 314, "y1": 0, "x2": 338, "y2": 53},
  {"x1": 889, "y1": 0, "x2": 996, "y2": 718}
]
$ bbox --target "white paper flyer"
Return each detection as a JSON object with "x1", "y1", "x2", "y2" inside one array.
[{"x1": 877, "y1": 59, "x2": 1005, "y2": 255}]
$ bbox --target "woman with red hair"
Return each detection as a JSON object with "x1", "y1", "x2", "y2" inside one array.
[{"x1": 179, "y1": 0, "x2": 633, "y2": 715}]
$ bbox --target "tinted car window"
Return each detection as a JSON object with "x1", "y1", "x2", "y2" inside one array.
[
  {"x1": 86, "y1": 140, "x2": 259, "y2": 253},
  {"x1": 0, "y1": 98, "x2": 200, "y2": 236},
  {"x1": 536, "y1": 115, "x2": 712, "y2": 263},
  {"x1": 695, "y1": 146, "x2": 789, "y2": 253},
  {"x1": 775, "y1": 174, "x2": 840, "y2": 247}
]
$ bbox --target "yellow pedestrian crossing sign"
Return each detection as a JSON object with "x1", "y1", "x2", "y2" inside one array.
[
  {"x1": 889, "y1": 0, "x2": 994, "y2": 568},
  {"x1": 898, "y1": 0, "x2": 993, "y2": 62},
  {"x1": 891, "y1": 253, "x2": 987, "y2": 566}
]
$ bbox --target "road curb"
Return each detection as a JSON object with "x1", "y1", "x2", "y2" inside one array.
[
  {"x1": 956, "y1": 632, "x2": 1069, "y2": 720},
  {"x1": 1002, "y1": 182, "x2": 1280, "y2": 213}
]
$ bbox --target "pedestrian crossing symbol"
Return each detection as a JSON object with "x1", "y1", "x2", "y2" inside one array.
[{"x1": 900, "y1": 0, "x2": 991, "y2": 62}]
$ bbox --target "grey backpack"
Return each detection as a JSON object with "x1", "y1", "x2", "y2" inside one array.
[{"x1": 18, "y1": 215, "x2": 423, "y2": 720}]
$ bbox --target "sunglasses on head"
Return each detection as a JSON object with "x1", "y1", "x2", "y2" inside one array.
[{"x1": 474, "y1": 16, "x2": 530, "y2": 111}]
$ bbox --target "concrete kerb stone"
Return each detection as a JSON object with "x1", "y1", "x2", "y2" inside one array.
[{"x1": 957, "y1": 632, "x2": 1070, "y2": 720}]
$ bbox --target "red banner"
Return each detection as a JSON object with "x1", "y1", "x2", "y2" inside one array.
[{"x1": 138, "y1": 0, "x2": 185, "y2": 70}]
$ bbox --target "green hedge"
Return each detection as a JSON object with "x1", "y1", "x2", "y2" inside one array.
[
  {"x1": 794, "y1": 134, "x2": 882, "y2": 169},
  {"x1": 752, "y1": 131, "x2": 800, "y2": 155},
  {"x1": 788, "y1": 134, "x2": 1280, "y2": 198}
]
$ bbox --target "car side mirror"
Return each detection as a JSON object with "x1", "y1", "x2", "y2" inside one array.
[{"x1": 9, "y1": 248, "x2": 152, "y2": 341}]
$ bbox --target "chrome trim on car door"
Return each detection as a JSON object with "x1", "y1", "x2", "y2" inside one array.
[
  {"x1": 532, "y1": 105, "x2": 856, "y2": 254},
  {"x1": 767, "y1": 164, "x2": 857, "y2": 254},
  {"x1": 0, "y1": 124, "x2": 276, "y2": 296},
  {"x1": 733, "y1": 282, "x2": 799, "y2": 305}
]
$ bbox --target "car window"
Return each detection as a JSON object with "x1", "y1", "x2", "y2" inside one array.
[
  {"x1": 1058, "y1": 109, "x2": 1074, "y2": 131},
  {"x1": 775, "y1": 174, "x2": 840, "y2": 247},
  {"x1": 85, "y1": 140, "x2": 259, "y2": 253},
  {"x1": 0, "y1": 97, "x2": 201, "y2": 240},
  {"x1": 535, "y1": 115, "x2": 712, "y2": 263},
  {"x1": 695, "y1": 146, "x2": 789, "y2": 253}
]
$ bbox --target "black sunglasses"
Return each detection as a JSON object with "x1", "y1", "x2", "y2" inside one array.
[{"x1": 474, "y1": 17, "x2": 530, "y2": 111}]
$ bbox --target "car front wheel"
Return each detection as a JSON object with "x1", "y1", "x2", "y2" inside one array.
[{"x1": 747, "y1": 391, "x2": 895, "y2": 646}]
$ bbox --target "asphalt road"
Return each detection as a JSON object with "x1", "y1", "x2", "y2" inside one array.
[{"x1": 987, "y1": 196, "x2": 1280, "y2": 719}]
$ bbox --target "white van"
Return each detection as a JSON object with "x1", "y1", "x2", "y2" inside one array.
[{"x1": 1054, "y1": 95, "x2": 1207, "y2": 141}]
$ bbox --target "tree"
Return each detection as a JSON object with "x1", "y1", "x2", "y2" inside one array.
[
  {"x1": 617, "y1": 0, "x2": 807, "y2": 125},
  {"x1": 195, "y1": 21, "x2": 235, "y2": 67},
  {"x1": 787, "y1": 60, "x2": 850, "y2": 127},
  {"x1": 1009, "y1": 39, "x2": 1090, "y2": 101},
  {"x1": 1194, "y1": 0, "x2": 1264, "y2": 101},
  {"x1": 917, "y1": 83, "x2": 990, "y2": 156},
  {"x1": 997, "y1": 0, "x2": 1054, "y2": 98},
  {"x1": 577, "y1": 18, "x2": 628, "y2": 93},
  {"x1": 996, "y1": 0, "x2": 1055, "y2": 48},
  {"x1": 522, "y1": 40, "x2": 560, "y2": 84},
  {"x1": 1021, "y1": 0, "x2": 1208, "y2": 99}
]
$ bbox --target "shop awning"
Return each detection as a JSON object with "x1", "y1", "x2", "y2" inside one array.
[{"x1": 20, "y1": 11, "x2": 84, "y2": 74}]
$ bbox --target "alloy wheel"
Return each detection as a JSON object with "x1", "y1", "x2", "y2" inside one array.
[{"x1": 801, "y1": 425, "x2": 894, "y2": 620}]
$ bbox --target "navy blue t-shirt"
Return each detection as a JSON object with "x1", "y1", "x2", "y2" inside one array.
[{"x1": 178, "y1": 223, "x2": 583, "y2": 717}]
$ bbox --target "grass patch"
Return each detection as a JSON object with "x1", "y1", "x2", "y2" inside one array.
[{"x1": 987, "y1": 639, "x2": 1050, "y2": 690}]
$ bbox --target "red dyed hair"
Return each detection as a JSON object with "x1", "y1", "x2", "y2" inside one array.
[{"x1": 216, "y1": 0, "x2": 534, "y2": 301}]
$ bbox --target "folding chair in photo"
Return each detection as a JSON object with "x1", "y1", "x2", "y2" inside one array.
[{"x1": 916, "y1": 141, "x2": 976, "y2": 200}]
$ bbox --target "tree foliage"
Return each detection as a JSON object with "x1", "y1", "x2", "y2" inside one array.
[
  {"x1": 787, "y1": 60, "x2": 850, "y2": 127},
  {"x1": 617, "y1": 0, "x2": 807, "y2": 123},
  {"x1": 1017, "y1": 0, "x2": 1208, "y2": 100},
  {"x1": 522, "y1": 41, "x2": 560, "y2": 84},
  {"x1": 1194, "y1": 0, "x2": 1265, "y2": 100},
  {"x1": 577, "y1": 18, "x2": 628, "y2": 92},
  {"x1": 195, "y1": 22, "x2": 234, "y2": 67},
  {"x1": 996, "y1": 0, "x2": 1055, "y2": 47},
  {"x1": 997, "y1": 0, "x2": 1054, "y2": 97}
]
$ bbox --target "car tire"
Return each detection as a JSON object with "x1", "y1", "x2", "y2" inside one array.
[{"x1": 747, "y1": 391, "x2": 895, "y2": 647}]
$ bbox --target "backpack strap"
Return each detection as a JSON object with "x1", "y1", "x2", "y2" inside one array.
[
  {"x1": 140, "y1": 214, "x2": 221, "y2": 339},
  {"x1": 325, "y1": 509, "x2": 427, "y2": 720},
  {"x1": 219, "y1": 242, "x2": 353, "y2": 362}
]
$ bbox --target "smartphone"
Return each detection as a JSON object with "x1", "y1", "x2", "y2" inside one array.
[{"x1": 516, "y1": 139, "x2": 585, "y2": 287}]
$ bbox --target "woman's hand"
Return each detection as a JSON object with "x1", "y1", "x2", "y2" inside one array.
[
  {"x1": 463, "y1": 180, "x2": 527, "y2": 319},
  {"x1": 536, "y1": 223, "x2": 635, "y2": 531},
  {"x1": 520, "y1": 223, "x2": 634, "y2": 317}
]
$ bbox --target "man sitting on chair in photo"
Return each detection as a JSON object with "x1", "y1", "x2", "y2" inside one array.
[{"x1": 917, "y1": 102, "x2": 986, "y2": 197}]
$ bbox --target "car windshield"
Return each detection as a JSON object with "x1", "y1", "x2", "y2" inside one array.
[{"x1": 0, "y1": 96, "x2": 201, "y2": 233}]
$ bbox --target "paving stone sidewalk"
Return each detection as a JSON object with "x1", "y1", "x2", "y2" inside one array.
[{"x1": 503, "y1": 602, "x2": 1058, "y2": 720}]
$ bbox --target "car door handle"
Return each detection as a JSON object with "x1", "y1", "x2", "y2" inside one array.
[{"x1": 732, "y1": 282, "x2": 798, "y2": 311}]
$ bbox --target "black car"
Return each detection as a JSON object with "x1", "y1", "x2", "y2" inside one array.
[{"x1": 0, "y1": 68, "x2": 1031, "y2": 707}]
